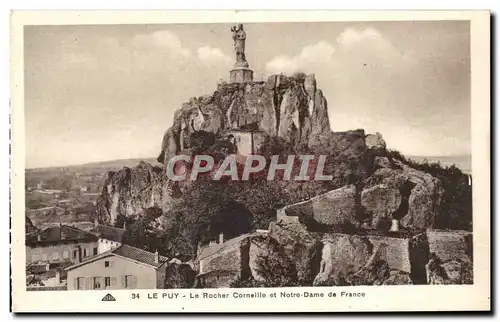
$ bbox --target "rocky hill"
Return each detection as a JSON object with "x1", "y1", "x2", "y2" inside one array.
[
  {"x1": 157, "y1": 74, "x2": 330, "y2": 164},
  {"x1": 96, "y1": 73, "x2": 448, "y2": 230},
  {"x1": 94, "y1": 73, "x2": 472, "y2": 287}
]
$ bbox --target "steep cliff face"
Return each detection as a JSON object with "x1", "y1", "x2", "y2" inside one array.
[
  {"x1": 157, "y1": 74, "x2": 331, "y2": 164},
  {"x1": 95, "y1": 161, "x2": 173, "y2": 224}
]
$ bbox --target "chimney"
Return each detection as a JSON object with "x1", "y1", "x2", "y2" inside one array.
[
  {"x1": 123, "y1": 222, "x2": 126, "y2": 230},
  {"x1": 45, "y1": 263, "x2": 50, "y2": 271},
  {"x1": 219, "y1": 233, "x2": 224, "y2": 244},
  {"x1": 154, "y1": 250, "x2": 159, "y2": 264},
  {"x1": 94, "y1": 215, "x2": 99, "y2": 228},
  {"x1": 37, "y1": 234, "x2": 42, "y2": 242}
]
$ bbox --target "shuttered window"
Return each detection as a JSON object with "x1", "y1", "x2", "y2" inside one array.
[
  {"x1": 104, "y1": 277, "x2": 111, "y2": 288},
  {"x1": 76, "y1": 277, "x2": 85, "y2": 290},
  {"x1": 93, "y1": 277, "x2": 103, "y2": 289},
  {"x1": 124, "y1": 275, "x2": 136, "y2": 288}
]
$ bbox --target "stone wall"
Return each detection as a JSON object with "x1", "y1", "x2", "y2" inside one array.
[
  {"x1": 426, "y1": 229, "x2": 472, "y2": 263},
  {"x1": 195, "y1": 270, "x2": 241, "y2": 288},
  {"x1": 314, "y1": 231, "x2": 429, "y2": 285},
  {"x1": 278, "y1": 185, "x2": 358, "y2": 227},
  {"x1": 367, "y1": 235, "x2": 412, "y2": 274}
]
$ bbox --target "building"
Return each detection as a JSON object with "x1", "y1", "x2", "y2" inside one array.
[
  {"x1": 25, "y1": 225, "x2": 99, "y2": 265},
  {"x1": 65, "y1": 244, "x2": 169, "y2": 290},
  {"x1": 226, "y1": 129, "x2": 265, "y2": 156},
  {"x1": 26, "y1": 262, "x2": 71, "y2": 291},
  {"x1": 89, "y1": 224, "x2": 126, "y2": 254}
]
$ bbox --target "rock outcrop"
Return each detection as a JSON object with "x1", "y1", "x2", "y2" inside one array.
[
  {"x1": 164, "y1": 262, "x2": 197, "y2": 288},
  {"x1": 365, "y1": 132, "x2": 386, "y2": 153},
  {"x1": 277, "y1": 184, "x2": 359, "y2": 228},
  {"x1": 363, "y1": 157, "x2": 445, "y2": 229},
  {"x1": 158, "y1": 74, "x2": 331, "y2": 163},
  {"x1": 268, "y1": 216, "x2": 323, "y2": 283},
  {"x1": 91, "y1": 65, "x2": 469, "y2": 288},
  {"x1": 361, "y1": 184, "x2": 402, "y2": 225},
  {"x1": 277, "y1": 153, "x2": 444, "y2": 230},
  {"x1": 192, "y1": 215, "x2": 436, "y2": 288},
  {"x1": 95, "y1": 161, "x2": 171, "y2": 224},
  {"x1": 425, "y1": 252, "x2": 473, "y2": 285},
  {"x1": 425, "y1": 229, "x2": 473, "y2": 284}
]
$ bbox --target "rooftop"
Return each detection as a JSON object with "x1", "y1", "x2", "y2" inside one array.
[
  {"x1": 89, "y1": 225, "x2": 125, "y2": 243},
  {"x1": 26, "y1": 225, "x2": 98, "y2": 246},
  {"x1": 198, "y1": 233, "x2": 251, "y2": 261},
  {"x1": 66, "y1": 244, "x2": 169, "y2": 271}
]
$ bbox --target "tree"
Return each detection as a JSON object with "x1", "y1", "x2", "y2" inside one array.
[
  {"x1": 156, "y1": 177, "x2": 255, "y2": 259},
  {"x1": 120, "y1": 207, "x2": 165, "y2": 253}
]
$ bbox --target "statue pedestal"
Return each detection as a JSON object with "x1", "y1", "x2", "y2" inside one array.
[{"x1": 230, "y1": 67, "x2": 253, "y2": 83}]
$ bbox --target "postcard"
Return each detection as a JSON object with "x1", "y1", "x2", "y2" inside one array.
[{"x1": 10, "y1": 10, "x2": 490, "y2": 312}]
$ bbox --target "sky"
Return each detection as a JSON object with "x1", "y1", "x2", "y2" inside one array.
[{"x1": 24, "y1": 21, "x2": 471, "y2": 168}]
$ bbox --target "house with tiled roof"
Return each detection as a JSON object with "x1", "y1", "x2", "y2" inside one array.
[
  {"x1": 65, "y1": 244, "x2": 169, "y2": 290},
  {"x1": 26, "y1": 262, "x2": 71, "y2": 291},
  {"x1": 89, "y1": 224, "x2": 126, "y2": 254},
  {"x1": 25, "y1": 224, "x2": 99, "y2": 265}
]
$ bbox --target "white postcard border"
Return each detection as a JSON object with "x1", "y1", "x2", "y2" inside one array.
[{"x1": 10, "y1": 10, "x2": 491, "y2": 312}]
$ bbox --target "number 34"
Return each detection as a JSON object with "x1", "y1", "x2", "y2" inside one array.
[{"x1": 131, "y1": 293, "x2": 140, "y2": 299}]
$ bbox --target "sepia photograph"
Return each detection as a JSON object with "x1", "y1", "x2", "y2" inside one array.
[{"x1": 10, "y1": 10, "x2": 490, "y2": 312}]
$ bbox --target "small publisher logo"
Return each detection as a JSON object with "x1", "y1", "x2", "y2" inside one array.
[{"x1": 101, "y1": 293, "x2": 116, "y2": 302}]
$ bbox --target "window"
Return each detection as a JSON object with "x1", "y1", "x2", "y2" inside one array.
[
  {"x1": 104, "y1": 261, "x2": 110, "y2": 268},
  {"x1": 76, "y1": 277, "x2": 85, "y2": 290},
  {"x1": 93, "y1": 247, "x2": 98, "y2": 256},
  {"x1": 125, "y1": 275, "x2": 135, "y2": 288},
  {"x1": 73, "y1": 250, "x2": 78, "y2": 259},
  {"x1": 93, "y1": 277, "x2": 103, "y2": 290},
  {"x1": 41, "y1": 253, "x2": 48, "y2": 262},
  {"x1": 104, "y1": 277, "x2": 111, "y2": 288},
  {"x1": 52, "y1": 252, "x2": 59, "y2": 261},
  {"x1": 83, "y1": 248, "x2": 87, "y2": 257},
  {"x1": 62, "y1": 250, "x2": 69, "y2": 259}
]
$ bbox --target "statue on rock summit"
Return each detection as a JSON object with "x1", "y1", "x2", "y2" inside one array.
[
  {"x1": 229, "y1": 24, "x2": 253, "y2": 83},
  {"x1": 231, "y1": 24, "x2": 248, "y2": 68}
]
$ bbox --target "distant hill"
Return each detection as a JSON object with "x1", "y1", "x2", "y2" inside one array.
[
  {"x1": 26, "y1": 157, "x2": 161, "y2": 173},
  {"x1": 407, "y1": 155, "x2": 471, "y2": 174},
  {"x1": 25, "y1": 157, "x2": 162, "y2": 191}
]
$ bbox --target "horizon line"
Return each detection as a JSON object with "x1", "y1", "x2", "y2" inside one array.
[{"x1": 25, "y1": 153, "x2": 472, "y2": 171}]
